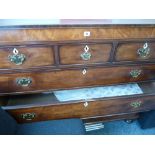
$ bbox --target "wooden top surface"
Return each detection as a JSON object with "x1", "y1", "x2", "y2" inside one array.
[{"x1": 0, "y1": 19, "x2": 155, "y2": 27}]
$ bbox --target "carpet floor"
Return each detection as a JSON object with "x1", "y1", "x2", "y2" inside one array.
[{"x1": 86, "y1": 120, "x2": 155, "y2": 135}]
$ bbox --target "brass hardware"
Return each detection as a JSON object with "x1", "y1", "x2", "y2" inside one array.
[
  {"x1": 16, "y1": 77, "x2": 32, "y2": 87},
  {"x1": 81, "y1": 45, "x2": 91, "y2": 60},
  {"x1": 21, "y1": 113, "x2": 36, "y2": 120},
  {"x1": 137, "y1": 43, "x2": 150, "y2": 58},
  {"x1": 8, "y1": 48, "x2": 26, "y2": 65},
  {"x1": 130, "y1": 101, "x2": 142, "y2": 108},
  {"x1": 82, "y1": 69, "x2": 87, "y2": 75},
  {"x1": 84, "y1": 102, "x2": 89, "y2": 107},
  {"x1": 81, "y1": 52, "x2": 91, "y2": 60},
  {"x1": 130, "y1": 69, "x2": 142, "y2": 78}
]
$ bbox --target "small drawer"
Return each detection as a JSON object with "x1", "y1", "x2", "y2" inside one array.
[
  {"x1": 1, "y1": 64, "x2": 155, "y2": 95},
  {"x1": 115, "y1": 42, "x2": 155, "y2": 62},
  {"x1": 59, "y1": 44, "x2": 112, "y2": 65},
  {"x1": 0, "y1": 46, "x2": 54, "y2": 69}
]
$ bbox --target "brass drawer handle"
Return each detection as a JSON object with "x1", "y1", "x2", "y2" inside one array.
[
  {"x1": 81, "y1": 45, "x2": 91, "y2": 60},
  {"x1": 16, "y1": 77, "x2": 32, "y2": 87},
  {"x1": 130, "y1": 69, "x2": 142, "y2": 78},
  {"x1": 8, "y1": 48, "x2": 26, "y2": 65},
  {"x1": 21, "y1": 113, "x2": 36, "y2": 120},
  {"x1": 137, "y1": 43, "x2": 150, "y2": 58},
  {"x1": 130, "y1": 101, "x2": 142, "y2": 108}
]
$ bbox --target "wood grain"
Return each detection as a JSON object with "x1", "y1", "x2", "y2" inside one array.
[
  {"x1": 5, "y1": 95, "x2": 155, "y2": 123},
  {"x1": 59, "y1": 43, "x2": 112, "y2": 64},
  {"x1": 0, "y1": 64, "x2": 155, "y2": 94},
  {"x1": 0, "y1": 46, "x2": 54, "y2": 69},
  {"x1": 1, "y1": 23, "x2": 155, "y2": 124},
  {"x1": 116, "y1": 42, "x2": 155, "y2": 62},
  {"x1": 0, "y1": 26, "x2": 155, "y2": 44}
]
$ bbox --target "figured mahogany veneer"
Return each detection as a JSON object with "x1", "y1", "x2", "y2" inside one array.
[
  {"x1": 59, "y1": 43, "x2": 112, "y2": 64},
  {"x1": 116, "y1": 42, "x2": 155, "y2": 62},
  {"x1": 2, "y1": 81, "x2": 155, "y2": 123},
  {"x1": 0, "y1": 64, "x2": 155, "y2": 94},
  {"x1": 1, "y1": 21, "x2": 155, "y2": 124},
  {"x1": 1, "y1": 26, "x2": 155, "y2": 44},
  {"x1": 0, "y1": 46, "x2": 54, "y2": 69},
  {"x1": 4, "y1": 94, "x2": 155, "y2": 123}
]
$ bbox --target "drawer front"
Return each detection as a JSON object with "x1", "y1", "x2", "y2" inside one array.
[
  {"x1": 83, "y1": 113, "x2": 139, "y2": 124},
  {"x1": 1, "y1": 27, "x2": 155, "y2": 43},
  {"x1": 6, "y1": 95, "x2": 155, "y2": 123},
  {"x1": 60, "y1": 44, "x2": 112, "y2": 64},
  {"x1": 0, "y1": 46, "x2": 54, "y2": 69},
  {"x1": 1, "y1": 65, "x2": 155, "y2": 94},
  {"x1": 115, "y1": 42, "x2": 155, "y2": 62}
]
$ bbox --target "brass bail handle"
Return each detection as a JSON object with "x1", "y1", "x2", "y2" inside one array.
[
  {"x1": 8, "y1": 48, "x2": 26, "y2": 65},
  {"x1": 130, "y1": 69, "x2": 142, "y2": 78},
  {"x1": 130, "y1": 101, "x2": 142, "y2": 108},
  {"x1": 137, "y1": 42, "x2": 150, "y2": 58},
  {"x1": 21, "y1": 113, "x2": 36, "y2": 120},
  {"x1": 16, "y1": 77, "x2": 32, "y2": 87}
]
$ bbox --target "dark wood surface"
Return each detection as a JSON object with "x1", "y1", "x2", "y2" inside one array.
[
  {"x1": 2, "y1": 81, "x2": 155, "y2": 123},
  {"x1": 115, "y1": 42, "x2": 155, "y2": 62},
  {"x1": 0, "y1": 45, "x2": 54, "y2": 69},
  {"x1": 82, "y1": 113, "x2": 139, "y2": 124},
  {"x1": 1, "y1": 64, "x2": 155, "y2": 95},
  {"x1": 1, "y1": 27, "x2": 155, "y2": 44},
  {"x1": 59, "y1": 43, "x2": 112, "y2": 64},
  {"x1": 1, "y1": 21, "x2": 155, "y2": 124},
  {"x1": 4, "y1": 94, "x2": 155, "y2": 123}
]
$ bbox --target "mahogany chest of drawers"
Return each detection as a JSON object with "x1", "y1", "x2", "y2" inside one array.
[{"x1": 1, "y1": 19, "x2": 155, "y2": 123}]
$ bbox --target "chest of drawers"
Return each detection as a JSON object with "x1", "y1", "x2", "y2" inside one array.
[{"x1": 1, "y1": 19, "x2": 155, "y2": 123}]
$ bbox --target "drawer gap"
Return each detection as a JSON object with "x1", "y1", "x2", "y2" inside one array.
[{"x1": 1, "y1": 81, "x2": 155, "y2": 109}]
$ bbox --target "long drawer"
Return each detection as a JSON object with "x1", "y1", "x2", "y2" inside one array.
[
  {"x1": 2, "y1": 81, "x2": 155, "y2": 123},
  {"x1": 1, "y1": 64, "x2": 155, "y2": 94},
  {"x1": 3, "y1": 91, "x2": 155, "y2": 123}
]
